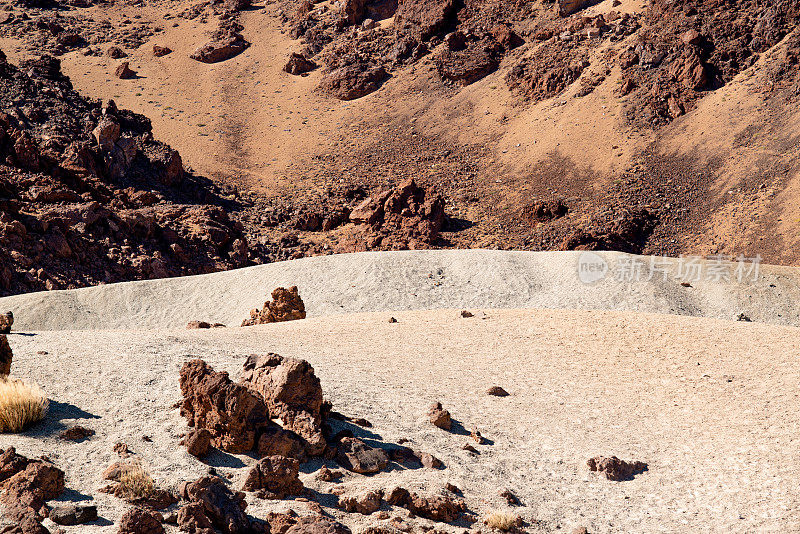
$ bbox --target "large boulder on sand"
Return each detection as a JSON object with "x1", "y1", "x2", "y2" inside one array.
[
  {"x1": 241, "y1": 353, "x2": 326, "y2": 456},
  {"x1": 179, "y1": 359, "x2": 269, "y2": 454}
]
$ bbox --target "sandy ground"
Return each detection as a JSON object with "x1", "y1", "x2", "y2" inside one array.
[
  {"x1": 1, "y1": 308, "x2": 799, "y2": 533},
  {"x1": 1, "y1": 250, "x2": 800, "y2": 331}
]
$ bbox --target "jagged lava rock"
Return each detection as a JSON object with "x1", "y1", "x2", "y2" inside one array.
[
  {"x1": 241, "y1": 286, "x2": 306, "y2": 326},
  {"x1": 241, "y1": 352, "x2": 325, "y2": 455},
  {"x1": 179, "y1": 359, "x2": 269, "y2": 454},
  {"x1": 336, "y1": 437, "x2": 389, "y2": 474},
  {"x1": 117, "y1": 507, "x2": 165, "y2": 534},
  {"x1": 587, "y1": 456, "x2": 648, "y2": 481},
  {"x1": 241, "y1": 455, "x2": 304, "y2": 499},
  {"x1": 179, "y1": 476, "x2": 251, "y2": 533}
]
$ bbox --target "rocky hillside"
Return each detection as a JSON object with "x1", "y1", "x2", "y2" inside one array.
[{"x1": 0, "y1": 0, "x2": 799, "y2": 295}]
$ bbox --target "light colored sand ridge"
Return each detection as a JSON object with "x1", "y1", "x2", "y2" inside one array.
[{"x1": 2, "y1": 250, "x2": 800, "y2": 331}]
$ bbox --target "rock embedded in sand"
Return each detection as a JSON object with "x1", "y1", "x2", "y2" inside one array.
[
  {"x1": 0, "y1": 311, "x2": 12, "y2": 334},
  {"x1": 284, "y1": 53, "x2": 317, "y2": 75},
  {"x1": 486, "y1": 386, "x2": 509, "y2": 397},
  {"x1": 315, "y1": 467, "x2": 344, "y2": 482},
  {"x1": 285, "y1": 516, "x2": 352, "y2": 534},
  {"x1": 241, "y1": 286, "x2": 306, "y2": 326},
  {"x1": 318, "y1": 63, "x2": 388, "y2": 101},
  {"x1": 340, "y1": 489, "x2": 383, "y2": 514},
  {"x1": 179, "y1": 476, "x2": 251, "y2": 532},
  {"x1": 183, "y1": 428, "x2": 212, "y2": 458},
  {"x1": 190, "y1": 32, "x2": 250, "y2": 63},
  {"x1": 49, "y1": 503, "x2": 98, "y2": 525},
  {"x1": 118, "y1": 507, "x2": 165, "y2": 534},
  {"x1": 428, "y1": 402, "x2": 451, "y2": 430},
  {"x1": 587, "y1": 456, "x2": 648, "y2": 481},
  {"x1": 114, "y1": 61, "x2": 136, "y2": 79},
  {"x1": 0, "y1": 334, "x2": 11, "y2": 376},
  {"x1": 241, "y1": 352, "x2": 326, "y2": 455},
  {"x1": 336, "y1": 437, "x2": 389, "y2": 474},
  {"x1": 59, "y1": 425, "x2": 95, "y2": 441},
  {"x1": 241, "y1": 455, "x2": 304, "y2": 499},
  {"x1": 152, "y1": 45, "x2": 172, "y2": 57},
  {"x1": 107, "y1": 46, "x2": 126, "y2": 58}
]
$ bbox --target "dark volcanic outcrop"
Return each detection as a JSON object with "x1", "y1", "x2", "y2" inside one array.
[{"x1": 0, "y1": 52, "x2": 253, "y2": 297}]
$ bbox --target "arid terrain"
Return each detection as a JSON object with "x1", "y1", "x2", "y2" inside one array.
[
  {"x1": 0, "y1": 0, "x2": 799, "y2": 295},
  {"x1": 0, "y1": 0, "x2": 798, "y2": 532}
]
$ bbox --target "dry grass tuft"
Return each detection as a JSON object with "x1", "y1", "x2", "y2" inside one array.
[
  {"x1": 484, "y1": 510, "x2": 521, "y2": 532},
  {"x1": 117, "y1": 463, "x2": 155, "y2": 500},
  {"x1": 0, "y1": 377, "x2": 48, "y2": 433}
]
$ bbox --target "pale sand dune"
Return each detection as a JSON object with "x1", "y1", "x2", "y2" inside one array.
[
  {"x1": 1, "y1": 308, "x2": 798, "y2": 533},
  {"x1": 1, "y1": 250, "x2": 800, "y2": 331},
  {"x1": 0, "y1": 250, "x2": 800, "y2": 330}
]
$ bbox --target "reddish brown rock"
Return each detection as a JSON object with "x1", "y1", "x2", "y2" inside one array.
[
  {"x1": 240, "y1": 353, "x2": 325, "y2": 455},
  {"x1": 152, "y1": 45, "x2": 172, "y2": 57},
  {"x1": 406, "y1": 493, "x2": 465, "y2": 522},
  {"x1": 59, "y1": 425, "x2": 94, "y2": 441},
  {"x1": 176, "y1": 502, "x2": 215, "y2": 534},
  {"x1": 187, "y1": 321, "x2": 212, "y2": 329},
  {"x1": 241, "y1": 455, "x2": 304, "y2": 499},
  {"x1": 256, "y1": 425, "x2": 307, "y2": 461},
  {"x1": 0, "y1": 455, "x2": 65, "y2": 518},
  {"x1": 435, "y1": 38, "x2": 502, "y2": 86},
  {"x1": 241, "y1": 287, "x2": 306, "y2": 326},
  {"x1": 318, "y1": 63, "x2": 388, "y2": 101},
  {"x1": 107, "y1": 46, "x2": 127, "y2": 58},
  {"x1": 499, "y1": 488, "x2": 520, "y2": 506},
  {"x1": 668, "y1": 47, "x2": 708, "y2": 90},
  {"x1": 336, "y1": 437, "x2": 389, "y2": 474},
  {"x1": 117, "y1": 507, "x2": 164, "y2": 534},
  {"x1": 265, "y1": 510, "x2": 300, "y2": 534},
  {"x1": 344, "y1": 178, "x2": 446, "y2": 251},
  {"x1": 0, "y1": 335, "x2": 11, "y2": 376},
  {"x1": 587, "y1": 456, "x2": 647, "y2": 481},
  {"x1": 284, "y1": 53, "x2": 317, "y2": 75},
  {"x1": 190, "y1": 33, "x2": 250, "y2": 63},
  {"x1": 180, "y1": 476, "x2": 251, "y2": 533},
  {"x1": 394, "y1": 0, "x2": 455, "y2": 41},
  {"x1": 428, "y1": 402, "x2": 451, "y2": 430},
  {"x1": 114, "y1": 62, "x2": 136, "y2": 79},
  {"x1": 179, "y1": 359, "x2": 270, "y2": 454},
  {"x1": 284, "y1": 516, "x2": 351, "y2": 534},
  {"x1": 558, "y1": 0, "x2": 600, "y2": 16},
  {"x1": 315, "y1": 467, "x2": 344, "y2": 482},
  {"x1": 49, "y1": 504, "x2": 98, "y2": 526},
  {"x1": 340, "y1": 489, "x2": 382, "y2": 514},
  {"x1": 384, "y1": 486, "x2": 411, "y2": 506},
  {"x1": 680, "y1": 29, "x2": 702, "y2": 45},
  {"x1": 0, "y1": 311, "x2": 12, "y2": 334},
  {"x1": 486, "y1": 386, "x2": 509, "y2": 397},
  {"x1": 183, "y1": 428, "x2": 213, "y2": 458}
]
